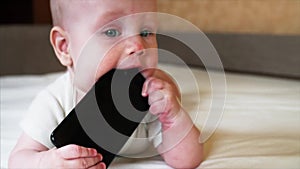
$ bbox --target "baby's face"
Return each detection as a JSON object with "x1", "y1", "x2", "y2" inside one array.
[{"x1": 64, "y1": 0, "x2": 158, "y2": 87}]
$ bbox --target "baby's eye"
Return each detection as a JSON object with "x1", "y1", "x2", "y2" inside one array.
[
  {"x1": 140, "y1": 30, "x2": 154, "y2": 37},
  {"x1": 104, "y1": 29, "x2": 121, "y2": 37}
]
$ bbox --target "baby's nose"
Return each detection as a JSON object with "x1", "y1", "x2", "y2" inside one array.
[{"x1": 125, "y1": 35, "x2": 146, "y2": 56}]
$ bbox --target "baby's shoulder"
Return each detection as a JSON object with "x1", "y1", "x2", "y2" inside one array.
[
  {"x1": 30, "y1": 72, "x2": 74, "y2": 115},
  {"x1": 46, "y1": 72, "x2": 72, "y2": 94}
]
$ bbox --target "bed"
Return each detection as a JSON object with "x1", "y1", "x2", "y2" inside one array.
[{"x1": 1, "y1": 25, "x2": 300, "y2": 168}]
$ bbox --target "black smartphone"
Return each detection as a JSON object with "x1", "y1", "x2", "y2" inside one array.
[{"x1": 50, "y1": 68, "x2": 149, "y2": 167}]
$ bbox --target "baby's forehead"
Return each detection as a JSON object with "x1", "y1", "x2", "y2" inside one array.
[
  {"x1": 51, "y1": 0, "x2": 101, "y2": 25},
  {"x1": 52, "y1": 0, "x2": 156, "y2": 29},
  {"x1": 56, "y1": 0, "x2": 101, "y2": 12}
]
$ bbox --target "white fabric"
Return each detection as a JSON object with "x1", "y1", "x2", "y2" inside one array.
[
  {"x1": 19, "y1": 72, "x2": 74, "y2": 148},
  {"x1": 1, "y1": 64, "x2": 300, "y2": 168}
]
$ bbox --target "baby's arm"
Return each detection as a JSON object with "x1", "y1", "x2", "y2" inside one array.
[
  {"x1": 9, "y1": 132, "x2": 105, "y2": 169},
  {"x1": 142, "y1": 70, "x2": 203, "y2": 169}
]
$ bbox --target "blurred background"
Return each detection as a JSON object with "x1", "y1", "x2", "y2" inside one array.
[
  {"x1": 0, "y1": 0, "x2": 299, "y2": 78},
  {"x1": 1, "y1": 0, "x2": 299, "y2": 35}
]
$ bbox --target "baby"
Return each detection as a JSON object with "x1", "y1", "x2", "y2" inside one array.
[{"x1": 8, "y1": 0, "x2": 203, "y2": 168}]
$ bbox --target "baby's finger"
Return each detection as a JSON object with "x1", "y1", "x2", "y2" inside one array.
[
  {"x1": 149, "y1": 99, "x2": 167, "y2": 116},
  {"x1": 142, "y1": 77, "x2": 164, "y2": 96},
  {"x1": 142, "y1": 77, "x2": 154, "y2": 97},
  {"x1": 88, "y1": 162, "x2": 106, "y2": 169},
  {"x1": 65, "y1": 155, "x2": 103, "y2": 169},
  {"x1": 148, "y1": 90, "x2": 164, "y2": 105},
  {"x1": 57, "y1": 144, "x2": 98, "y2": 159}
]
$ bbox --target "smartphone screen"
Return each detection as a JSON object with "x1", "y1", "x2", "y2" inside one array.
[{"x1": 50, "y1": 68, "x2": 149, "y2": 167}]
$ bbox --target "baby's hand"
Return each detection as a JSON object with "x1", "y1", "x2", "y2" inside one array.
[
  {"x1": 142, "y1": 69, "x2": 182, "y2": 130},
  {"x1": 42, "y1": 144, "x2": 105, "y2": 169}
]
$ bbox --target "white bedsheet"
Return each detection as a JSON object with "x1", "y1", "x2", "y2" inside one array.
[{"x1": 1, "y1": 64, "x2": 300, "y2": 168}]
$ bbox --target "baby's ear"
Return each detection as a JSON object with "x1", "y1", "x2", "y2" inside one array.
[{"x1": 50, "y1": 26, "x2": 73, "y2": 67}]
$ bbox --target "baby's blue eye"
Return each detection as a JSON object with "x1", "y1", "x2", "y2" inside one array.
[
  {"x1": 104, "y1": 29, "x2": 120, "y2": 37},
  {"x1": 140, "y1": 30, "x2": 153, "y2": 37}
]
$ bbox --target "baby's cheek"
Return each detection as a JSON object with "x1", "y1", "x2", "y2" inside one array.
[
  {"x1": 94, "y1": 50, "x2": 121, "y2": 77},
  {"x1": 142, "y1": 50, "x2": 158, "y2": 68}
]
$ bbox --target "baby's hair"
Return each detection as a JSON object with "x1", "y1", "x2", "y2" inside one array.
[
  {"x1": 50, "y1": 0, "x2": 98, "y2": 27},
  {"x1": 50, "y1": 0, "x2": 64, "y2": 26}
]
